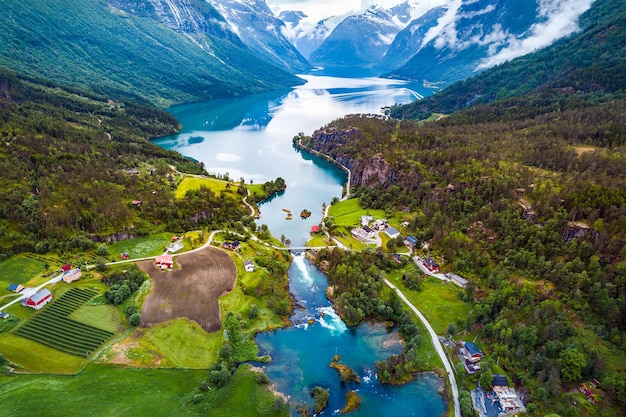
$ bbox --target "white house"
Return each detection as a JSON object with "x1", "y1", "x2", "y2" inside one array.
[{"x1": 244, "y1": 260, "x2": 255, "y2": 272}]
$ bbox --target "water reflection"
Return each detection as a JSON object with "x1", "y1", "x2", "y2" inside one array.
[{"x1": 154, "y1": 74, "x2": 432, "y2": 246}]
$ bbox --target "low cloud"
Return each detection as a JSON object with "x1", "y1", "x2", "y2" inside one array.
[{"x1": 477, "y1": 0, "x2": 595, "y2": 69}]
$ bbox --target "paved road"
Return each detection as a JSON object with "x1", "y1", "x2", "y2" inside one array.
[
  {"x1": 0, "y1": 273, "x2": 64, "y2": 313},
  {"x1": 384, "y1": 278, "x2": 461, "y2": 417}
]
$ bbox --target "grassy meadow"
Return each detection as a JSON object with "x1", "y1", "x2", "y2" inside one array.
[
  {"x1": 388, "y1": 266, "x2": 472, "y2": 335},
  {"x1": 0, "y1": 364, "x2": 286, "y2": 417},
  {"x1": 176, "y1": 176, "x2": 233, "y2": 198},
  {"x1": 0, "y1": 255, "x2": 47, "y2": 298},
  {"x1": 327, "y1": 198, "x2": 386, "y2": 227},
  {"x1": 108, "y1": 233, "x2": 173, "y2": 259}
]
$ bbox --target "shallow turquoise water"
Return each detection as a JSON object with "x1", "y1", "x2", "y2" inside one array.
[{"x1": 255, "y1": 256, "x2": 446, "y2": 416}]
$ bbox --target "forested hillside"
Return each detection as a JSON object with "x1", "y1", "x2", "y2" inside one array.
[
  {"x1": 303, "y1": 3, "x2": 626, "y2": 409},
  {"x1": 0, "y1": 67, "x2": 245, "y2": 259},
  {"x1": 390, "y1": 0, "x2": 626, "y2": 120},
  {"x1": 0, "y1": 0, "x2": 302, "y2": 107}
]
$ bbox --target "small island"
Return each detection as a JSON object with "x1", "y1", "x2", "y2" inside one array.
[
  {"x1": 329, "y1": 354, "x2": 360, "y2": 383},
  {"x1": 342, "y1": 390, "x2": 362, "y2": 414}
]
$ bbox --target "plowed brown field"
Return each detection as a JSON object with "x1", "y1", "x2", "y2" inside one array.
[{"x1": 139, "y1": 246, "x2": 236, "y2": 332}]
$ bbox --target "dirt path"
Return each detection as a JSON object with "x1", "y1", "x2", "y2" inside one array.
[{"x1": 139, "y1": 245, "x2": 236, "y2": 332}]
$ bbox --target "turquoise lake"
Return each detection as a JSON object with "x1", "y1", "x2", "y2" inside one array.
[{"x1": 155, "y1": 73, "x2": 446, "y2": 415}]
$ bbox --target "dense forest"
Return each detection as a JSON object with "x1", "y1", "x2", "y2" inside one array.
[
  {"x1": 304, "y1": 2, "x2": 626, "y2": 413},
  {"x1": 0, "y1": 67, "x2": 245, "y2": 259}
]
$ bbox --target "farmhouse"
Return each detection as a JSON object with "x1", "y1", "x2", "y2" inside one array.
[
  {"x1": 463, "y1": 341, "x2": 483, "y2": 363},
  {"x1": 155, "y1": 254, "x2": 173, "y2": 269},
  {"x1": 22, "y1": 288, "x2": 52, "y2": 310},
  {"x1": 422, "y1": 257, "x2": 440, "y2": 273},
  {"x1": 0, "y1": 312, "x2": 8, "y2": 319},
  {"x1": 244, "y1": 260, "x2": 255, "y2": 272},
  {"x1": 222, "y1": 241, "x2": 241, "y2": 251},
  {"x1": 60, "y1": 263, "x2": 72, "y2": 273},
  {"x1": 62, "y1": 268, "x2": 82, "y2": 283},
  {"x1": 7, "y1": 284, "x2": 24, "y2": 293},
  {"x1": 446, "y1": 272, "x2": 468, "y2": 288},
  {"x1": 404, "y1": 235, "x2": 418, "y2": 248}
]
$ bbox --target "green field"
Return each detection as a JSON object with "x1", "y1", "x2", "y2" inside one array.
[
  {"x1": 70, "y1": 304, "x2": 124, "y2": 334},
  {"x1": 0, "y1": 364, "x2": 286, "y2": 417},
  {"x1": 14, "y1": 288, "x2": 114, "y2": 357},
  {"x1": 0, "y1": 255, "x2": 46, "y2": 297},
  {"x1": 176, "y1": 177, "x2": 238, "y2": 199},
  {"x1": 108, "y1": 233, "x2": 173, "y2": 259},
  {"x1": 388, "y1": 269, "x2": 472, "y2": 335},
  {"x1": 144, "y1": 319, "x2": 222, "y2": 368},
  {"x1": 0, "y1": 333, "x2": 87, "y2": 373},
  {"x1": 328, "y1": 198, "x2": 386, "y2": 227}
]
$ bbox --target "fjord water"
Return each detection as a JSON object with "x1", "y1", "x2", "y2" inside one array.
[
  {"x1": 155, "y1": 74, "x2": 445, "y2": 415},
  {"x1": 154, "y1": 74, "x2": 429, "y2": 246}
]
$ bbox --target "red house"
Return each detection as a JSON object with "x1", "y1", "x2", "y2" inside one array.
[
  {"x1": 22, "y1": 288, "x2": 52, "y2": 310},
  {"x1": 310, "y1": 225, "x2": 319, "y2": 234},
  {"x1": 60, "y1": 263, "x2": 72, "y2": 273},
  {"x1": 422, "y1": 257, "x2": 440, "y2": 273},
  {"x1": 155, "y1": 254, "x2": 173, "y2": 269}
]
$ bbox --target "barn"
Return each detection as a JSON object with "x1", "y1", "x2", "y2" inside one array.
[{"x1": 22, "y1": 288, "x2": 52, "y2": 310}]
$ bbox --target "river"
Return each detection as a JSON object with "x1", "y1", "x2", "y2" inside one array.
[{"x1": 154, "y1": 73, "x2": 445, "y2": 415}]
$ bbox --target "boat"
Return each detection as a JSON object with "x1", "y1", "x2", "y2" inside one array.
[
  {"x1": 286, "y1": 213, "x2": 293, "y2": 220},
  {"x1": 282, "y1": 208, "x2": 291, "y2": 213}
]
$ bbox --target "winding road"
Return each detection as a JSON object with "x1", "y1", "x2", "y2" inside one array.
[{"x1": 384, "y1": 278, "x2": 461, "y2": 417}]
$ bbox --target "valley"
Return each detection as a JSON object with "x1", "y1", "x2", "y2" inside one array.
[{"x1": 0, "y1": 0, "x2": 625, "y2": 416}]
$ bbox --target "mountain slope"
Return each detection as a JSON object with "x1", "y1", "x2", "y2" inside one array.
[
  {"x1": 385, "y1": 0, "x2": 594, "y2": 87},
  {"x1": 380, "y1": 6, "x2": 448, "y2": 71},
  {"x1": 308, "y1": 3, "x2": 413, "y2": 68},
  {"x1": 0, "y1": 0, "x2": 303, "y2": 107},
  {"x1": 210, "y1": 0, "x2": 311, "y2": 73},
  {"x1": 391, "y1": 0, "x2": 626, "y2": 120}
]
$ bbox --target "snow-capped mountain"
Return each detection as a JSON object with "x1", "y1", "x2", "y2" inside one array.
[
  {"x1": 385, "y1": 0, "x2": 595, "y2": 86},
  {"x1": 209, "y1": 0, "x2": 310, "y2": 72},
  {"x1": 380, "y1": 6, "x2": 449, "y2": 71},
  {"x1": 308, "y1": 2, "x2": 421, "y2": 68}
]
